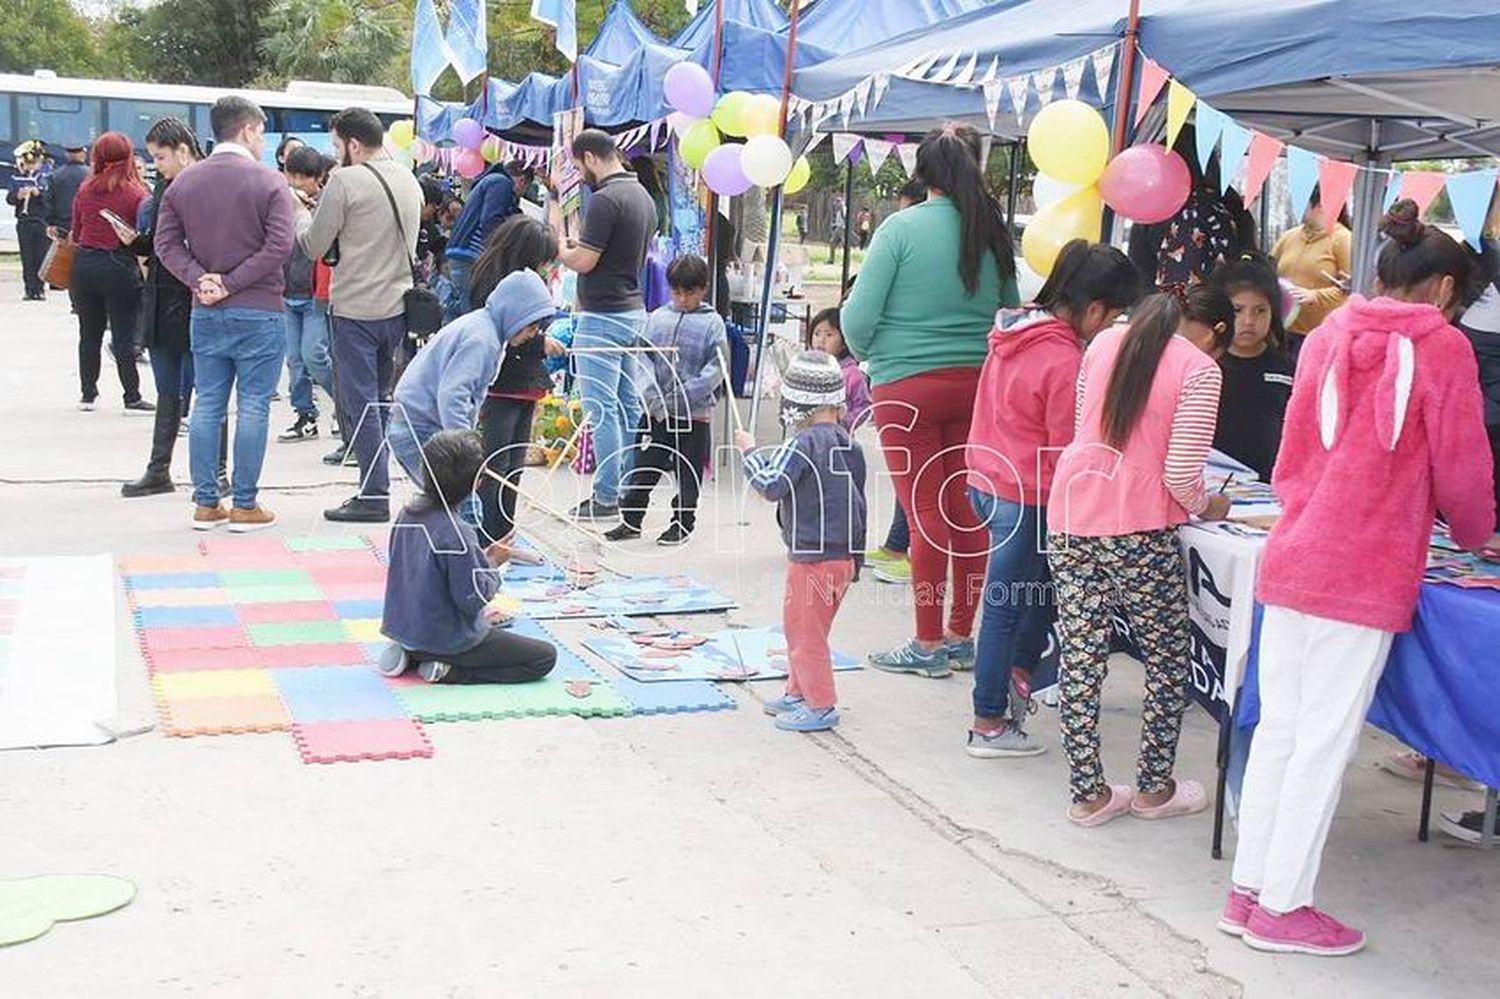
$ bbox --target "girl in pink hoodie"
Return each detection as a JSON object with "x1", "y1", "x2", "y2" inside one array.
[
  {"x1": 1226, "y1": 201, "x2": 1498, "y2": 957},
  {"x1": 963, "y1": 240, "x2": 1140, "y2": 758}
]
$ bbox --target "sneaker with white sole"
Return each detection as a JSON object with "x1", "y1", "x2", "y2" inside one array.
[
  {"x1": 78, "y1": 396, "x2": 97, "y2": 412},
  {"x1": 1439, "y1": 809, "x2": 1496, "y2": 844},
  {"x1": 944, "y1": 637, "x2": 975, "y2": 672},
  {"x1": 417, "y1": 660, "x2": 452, "y2": 683},
  {"x1": 965, "y1": 723, "x2": 1045, "y2": 758},
  {"x1": 872, "y1": 558, "x2": 912, "y2": 584},
  {"x1": 376, "y1": 643, "x2": 410, "y2": 678},
  {"x1": 278, "y1": 414, "x2": 319, "y2": 443},
  {"x1": 869, "y1": 640, "x2": 951, "y2": 678},
  {"x1": 774, "y1": 704, "x2": 839, "y2": 732},
  {"x1": 228, "y1": 504, "x2": 276, "y2": 534},
  {"x1": 762, "y1": 694, "x2": 805, "y2": 717},
  {"x1": 1242, "y1": 905, "x2": 1365, "y2": 957},
  {"x1": 1217, "y1": 888, "x2": 1259, "y2": 937}
]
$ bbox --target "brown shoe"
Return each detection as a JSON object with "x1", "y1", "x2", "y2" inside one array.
[
  {"x1": 228, "y1": 504, "x2": 276, "y2": 534},
  {"x1": 192, "y1": 504, "x2": 229, "y2": 532}
]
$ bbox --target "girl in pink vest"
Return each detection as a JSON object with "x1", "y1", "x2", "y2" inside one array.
[
  {"x1": 1047, "y1": 294, "x2": 1232, "y2": 827},
  {"x1": 1224, "y1": 202, "x2": 1497, "y2": 957}
]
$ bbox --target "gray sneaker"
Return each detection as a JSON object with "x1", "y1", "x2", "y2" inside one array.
[
  {"x1": 944, "y1": 637, "x2": 975, "y2": 672},
  {"x1": 417, "y1": 660, "x2": 452, "y2": 684},
  {"x1": 966, "y1": 724, "x2": 1046, "y2": 759},
  {"x1": 869, "y1": 640, "x2": 952, "y2": 678}
]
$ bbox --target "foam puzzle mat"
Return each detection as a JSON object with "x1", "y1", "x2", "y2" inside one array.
[
  {"x1": 501, "y1": 574, "x2": 737, "y2": 620},
  {"x1": 121, "y1": 534, "x2": 741, "y2": 764},
  {"x1": 583, "y1": 626, "x2": 861, "y2": 684}
]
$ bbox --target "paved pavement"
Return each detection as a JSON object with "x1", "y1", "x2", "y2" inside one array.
[{"x1": 1, "y1": 275, "x2": 1496, "y2": 997}]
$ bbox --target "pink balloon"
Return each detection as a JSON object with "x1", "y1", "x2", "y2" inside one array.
[
  {"x1": 455, "y1": 148, "x2": 486, "y2": 179},
  {"x1": 664, "y1": 62, "x2": 716, "y2": 119},
  {"x1": 451, "y1": 117, "x2": 486, "y2": 151},
  {"x1": 702, "y1": 144, "x2": 752, "y2": 197},
  {"x1": 1099, "y1": 144, "x2": 1191, "y2": 224}
]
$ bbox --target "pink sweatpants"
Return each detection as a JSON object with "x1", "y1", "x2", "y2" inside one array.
[{"x1": 782, "y1": 559, "x2": 856, "y2": 710}]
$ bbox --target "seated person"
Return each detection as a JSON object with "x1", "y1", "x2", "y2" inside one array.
[{"x1": 378, "y1": 430, "x2": 557, "y2": 685}]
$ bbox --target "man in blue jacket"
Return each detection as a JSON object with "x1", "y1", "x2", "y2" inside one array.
[{"x1": 444, "y1": 161, "x2": 521, "y2": 321}]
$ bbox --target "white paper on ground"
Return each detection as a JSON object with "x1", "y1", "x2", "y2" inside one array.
[{"x1": 0, "y1": 556, "x2": 118, "y2": 750}]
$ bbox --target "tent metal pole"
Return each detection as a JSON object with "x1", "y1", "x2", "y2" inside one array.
[
  {"x1": 840, "y1": 159, "x2": 855, "y2": 292},
  {"x1": 1110, "y1": 0, "x2": 1143, "y2": 153},
  {"x1": 747, "y1": 187, "x2": 787, "y2": 436},
  {"x1": 1005, "y1": 140, "x2": 1024, "y2": 236}
]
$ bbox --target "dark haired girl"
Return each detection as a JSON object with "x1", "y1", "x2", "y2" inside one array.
[
  {"x1": 1047, "y1": 293, "x2": 1231, "y2": 827},
  {"x1": 1209, "y1": 253, "x2": 1294, "y2": 480},
  {"x1": 842, "y1": 123, "x2": 1019, "y2": 678}
]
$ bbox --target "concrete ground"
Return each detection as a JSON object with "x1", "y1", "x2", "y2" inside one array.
[{"x1": 1, "y1": 274, "x2": 1496, "y2": 998}]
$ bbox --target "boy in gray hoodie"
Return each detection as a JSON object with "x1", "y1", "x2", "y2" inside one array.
[
  {"x1": 606, "y1": 255, "x2": 727, "y2": 546},
  {"x1": 389, "y1": 269, "x2": 555, "y2": 497}
]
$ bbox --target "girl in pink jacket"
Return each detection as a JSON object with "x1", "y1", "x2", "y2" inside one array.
[{"x1": 1226, "y1": 201, "x2": 1497, "y2": 957}]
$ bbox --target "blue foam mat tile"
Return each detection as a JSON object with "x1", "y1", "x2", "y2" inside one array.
[
  {"x1": 609, "y1": 675, "x2": 738, "y2": 715},
  {"x1": 273, "y1": 665, "x2": 407, "y2": 723},
  {"x1": 134, "y1": 605, "x2": 239, "y2": 629},
  {"x1": 512, "y1": 618, "x2": 606, "y2": 683},
  {"x1": 335, "y1": 599, "x2": 385, "y2": 619},
  {"x1": 124, "y1": 572, "x2": 221, "y2": 591}
]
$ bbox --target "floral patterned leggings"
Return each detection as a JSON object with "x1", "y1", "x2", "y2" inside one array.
[{"x1": 1048, "y1": 529, "x2": 1191, "y2": 804}]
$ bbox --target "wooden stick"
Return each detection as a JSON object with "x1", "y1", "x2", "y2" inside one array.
[
  {"x1": 716, "y1": 345, "x2": 748, "y2": 438},
  {"x1": 546, "y1": 413, "x2": 590, "y2": 475},
  {"x1": 482, "y1": 467, "x2": 606, "y2": 545}
]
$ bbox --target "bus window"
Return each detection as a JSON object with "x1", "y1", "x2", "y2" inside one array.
[
  {"x1": 275, "y1": 109, "x2": 333, "y2": 135},
  {"x1": 107, "y1": 99, "x2": 192, "y2": 142},
  {"x1": 0, "y1": 96, "x2": 13, "y2": 149},
  {"x1": 16, "y1": 95, "x2": 102, "y2": 149},
  {"x1": 191, "y1": 105, "x2": 213, "y2": 147}
]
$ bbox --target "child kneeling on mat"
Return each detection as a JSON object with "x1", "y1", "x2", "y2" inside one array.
[
  {"x1": 737, "y1": 350, "x2": 867, "y2": 732},
  {"x1": 378, "y1": 430, "x2": 557, "y2": 685}
]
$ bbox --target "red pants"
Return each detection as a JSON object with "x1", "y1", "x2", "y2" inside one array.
[
  {"x1": 872, "y1": 367, "x2": 988, "y2": 643},
  {"x1": 783, "y1": 559, "x2": 855, "y2": 710}
]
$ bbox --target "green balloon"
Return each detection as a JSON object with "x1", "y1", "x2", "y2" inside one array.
[
  {"x1": 712, "y1": 91, "x2": 752, "y2": 138},
  {"x1": 680, "y1": 119, "x2": 722, "y2": 170}
]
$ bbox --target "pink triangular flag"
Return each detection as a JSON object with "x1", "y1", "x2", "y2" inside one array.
[
  {"x1": 1242, "y1": 132, "x2": 1284, "y2": 208},
  {"x1": 1135, "y1": 58, "x2": 1170, "y2": 127},
  {"x1": 1398, "y1": 171, "x2": 1448, "y2": 216},
  {"x1": 1318, "y1": 159, "x2": 1360, "y2": 227}
]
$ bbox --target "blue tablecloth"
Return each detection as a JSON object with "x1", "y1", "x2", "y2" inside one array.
[{"x1": 1236, "y1": 585, "x2": 1500, "y2": 790}]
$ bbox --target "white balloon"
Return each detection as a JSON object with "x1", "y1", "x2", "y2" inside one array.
[
  {"x1": 1033, "y1": 172, "x2": 1083, "y2": 209},
  {"x1": 1016, "y1": 260, "x2": 1046, "y2": 303},
  {"x1": 740, "y1": 134, "x2": 794, "y2": 188}
]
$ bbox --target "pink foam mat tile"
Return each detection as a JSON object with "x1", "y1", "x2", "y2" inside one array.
[
  {"x1": 290, "y1": 550, "x2": 385, "y2": 570},
  {"x1": 145, "y1": 646, "x2": 264, "y2": 673},
  {"x1": 236, "y1": 601, "x2": 339, "y2": 625},
  {"x1": 257, "y1": 643, "x2": 372, "y2": 668},
  {"x1": 292, "y1": 719, "x2": 433, "y2": 764},
  {"x1": 140, "y1": 626, "x2": 249, "y2": 655}
]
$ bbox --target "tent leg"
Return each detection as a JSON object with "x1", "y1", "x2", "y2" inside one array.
[
  {"x1": 1005, "y1": 140, "x2": 1024, "y2": 237},
  {"x1": 1212, "y1": 707, "x2": 1232, "y2": 859},
  {"x1": 1419, "y1": 757, "x2": 1435, "y2": 842},
  {"x1": 840, "y1": 160, "x2": 855, "y2": 293},
  {"x1": 747, "y1": 187, "x2": 786, "y2": 436}
]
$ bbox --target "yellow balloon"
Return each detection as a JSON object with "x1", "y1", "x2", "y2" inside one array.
[
  {"x1": 1027, "y1": 100, "x2": 1110, "y2": 187},
  {"x1": 679, "y1": 119, "x2": 721, "y2": 170},
  {"x1": 743, "y1": 94, "x2": 783, "y2": 137},
  {"x1": 387, "y1": 119, "x2": 415, "y2": 150},
  {"x1": 783, "y1": 155, "x2": 811, "y2": 195},
  {"x1": 1021, "y1": 187, "x2": 1103, "y2": 276},
  {"x1": 712, "y1": 91, "x2": 753, "y2": 138}
]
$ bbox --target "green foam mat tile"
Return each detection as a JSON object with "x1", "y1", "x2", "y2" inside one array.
[
  {"x1": 225, "y1": 584, "x2": 326, "y2": 605},
  {"x1": 0, "y1": 875, "x2": 136, "y2": 947},
  {"x1": 217, "y1": 569, "x2": 313, "y2": 588},
  {"x1": 396, "y1": 677, "x2": 633, "y2": 722},
  {"x1": 247, "y1": 620, "x2": 353, "y2": 647}
]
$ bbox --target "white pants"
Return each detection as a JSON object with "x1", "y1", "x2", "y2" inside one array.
[{"x1": 1231, "y1": 606, "x2": 1395, "y2": 913}]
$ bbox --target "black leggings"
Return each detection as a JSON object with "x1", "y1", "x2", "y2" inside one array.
[
  {"x1": 618, "y1": 417, "x2": 711, "y2": 532},
  {"x1": 17, "y1": 220, "x2": 48, "y2": 298},
  {"x1": 477, "y1": 398, "x2": 537, "y2": 545},
  {"x1": 409, "y1": 624, "x2": 556, "y2": 684},
  {"x1": 71, "y1": 248, "x2": 143, "y2": 404}
]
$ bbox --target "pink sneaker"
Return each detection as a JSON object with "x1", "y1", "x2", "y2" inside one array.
[
  {"x1": 1216, "y1": 888, "x2": 1258, "y2": 936},
  {"x1": 1242, "y1": 905, "x2": 1366, "y2": 956}
]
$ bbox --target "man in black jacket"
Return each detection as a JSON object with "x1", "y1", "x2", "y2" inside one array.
[{"x1": 44, "y1": 144, "x2": 88, "y2": 241}]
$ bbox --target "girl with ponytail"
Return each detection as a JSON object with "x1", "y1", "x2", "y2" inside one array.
[
  {"x1": 1224, "y1": 200, "x2": 1496, "y2": 956},
  {"x1": 1046, "y1": 291, "x2": 1231, "y2": 828},
  {"x1": 842, "y1": 123, "x2": 1019, "y2": 678}
]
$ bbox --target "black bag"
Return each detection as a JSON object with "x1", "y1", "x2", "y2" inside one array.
[{"x1": 364, "y1": 164, "x2": 444, "y2": 339}]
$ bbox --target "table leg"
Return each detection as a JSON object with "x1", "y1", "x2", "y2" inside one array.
[
  {"x1": 1212, "y1": 711, "x2": 1231, "y2": 860},
  {"x1": 1483, "y1": 788, "x2": 1498, "y2": 850},
  {"x1": 1419, "y1": 757, "x2": 1436, "y2": 842}
]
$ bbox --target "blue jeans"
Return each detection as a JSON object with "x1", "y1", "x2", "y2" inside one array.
[
  {"x1": 445, "y1": 258, "x2": 473, "y2": 323},
  {"x1": 969, "y1": 487, "x2": 1055, "y2": 720},
  {"x1": 884, "y1": 503, "x2": 910, "y2": 554},
  {"x1": 189, "y1": 307, "x2": 285, "y2": 509},
  {"x1": 574, "y1": 310, "x2": 646, "y2": 506},
  {"x1": 331, "y1": 314, "x2": 407, "y2": 500},
  {"x1": 388, "y1": 408, "x2": 482, "y2": 525},
  {"x1": 284, "y1": 298, "x2": 333, "y2": 417},
  {"x1": 149, "y1": 346, "x2": 194, "y2": 402}
]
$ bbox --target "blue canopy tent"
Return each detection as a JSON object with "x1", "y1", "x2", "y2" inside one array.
[
  {"x1": 673, "y1": 0, "x2": 788, "y2": 51},
  {"x1": 587, "y1": 0, "x2": 673, "y2": 65},
  {"x1": 793, "y1": 0, "x2": 993, "y2": 54},
  {"x1": 691, "y1": 18, "x2": 837, "y2": 95}
]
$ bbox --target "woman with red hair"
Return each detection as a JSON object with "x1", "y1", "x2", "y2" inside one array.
[{"x1": 70, "y1": 131, "x2": 152, "y2": 413}]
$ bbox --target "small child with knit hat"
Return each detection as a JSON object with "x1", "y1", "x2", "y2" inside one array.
[{"x1": 736, "y1": 350, "x2": 868, "y2": 732}]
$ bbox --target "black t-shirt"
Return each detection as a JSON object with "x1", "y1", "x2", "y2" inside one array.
[
  {"x1": 576, "y1": 173, "x2": 657, "y2": 313},
  {"x1": 1213, "y1": 348, "x2": 1295, "y2": 480}
]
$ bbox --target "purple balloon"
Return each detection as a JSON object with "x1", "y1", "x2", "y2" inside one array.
[
  {"x1": 703, "y1": 144, "x2": 752, "y2": 197},
  {"x1": 664, "y1": 62, "x2": 716, "y2": 119},
  {"x1": 451, "y1": 117, "x2": 486, "y2": 151}
]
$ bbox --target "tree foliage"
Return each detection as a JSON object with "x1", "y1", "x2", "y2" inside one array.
[
  {"x1": 259, "y1": 0, "x2": 407, "y2": 88},
  {"x1": 106, "y1": 0, "x2": 272, "y2": 87},
  {"x1": 0, "y1": 0, "x2": 103, "y2": 77}
]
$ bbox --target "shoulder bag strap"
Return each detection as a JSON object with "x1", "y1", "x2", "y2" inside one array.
[{"x1": 362, "y1": 163, "x2": 421, "y2": 285}]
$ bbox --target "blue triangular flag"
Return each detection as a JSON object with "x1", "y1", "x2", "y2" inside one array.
[
  {"x1": 1446, "y1": 169, "x2": 1498, "y2": 250},
  {"x1": 1383, "y1": 171, "x2": 1403, "y2": 213},
  {"x1": 1218, "y1": 121, "x2": 1252, "y2": 196},
  {"x1": 410, "y1": 0, "x2": 452, "y2": 94},
  {"x1": 1194, "y1": 104, "x2": 1228, "y2": 174},
  {"x1": 1286, "y1": 146, "x2": 1321, "y2": 220},
  {"x1": 445, "y1": 0, "x2": 488, "y2": 84},
  {"x1": 531, "y1": 0, "x2": 578, "y2": 63}
]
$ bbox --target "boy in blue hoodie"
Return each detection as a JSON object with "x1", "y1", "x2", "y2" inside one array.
[
  {"x1": 388, "y1": 269, "x2": 556, "y2": 499},
  {"x1": 379, "y1": 430, "x2": 557, "y2": 684},
  {"x1": 605, "y1": 255, "x2": 727, "y2": 546}
]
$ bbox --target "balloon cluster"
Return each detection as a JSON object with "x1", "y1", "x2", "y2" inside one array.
[
  {"x1": 448, "y1": 117, "x2": 489, "y2": 179},
  {"x1": 384, "y1": 118, "x2": 421, "y2": 169},
  {"x1": 1021, "y1": 100, "x2": 1192, "y2": 280},
  {"x1": 663, "y1": 62, "x2": 810, "y2": 197}
]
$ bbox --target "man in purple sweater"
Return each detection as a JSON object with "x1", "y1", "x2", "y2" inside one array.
[{"x1": 156, "y1": 96, "x2": 293, "y2": 533}]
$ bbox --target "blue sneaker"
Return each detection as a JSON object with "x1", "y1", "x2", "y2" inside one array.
[
  {"x1": 869, "y1": 640, "x2": 952, "y2": 678},
  {"x1": 944, "y1": 637, "x2": 976, "y2": 672},
  {"x1": 763, "y1": 694, "x2": 805, "y2": 717},
  {"x1": 774, "y1": 704, "x2": 840, "y2": 732}
]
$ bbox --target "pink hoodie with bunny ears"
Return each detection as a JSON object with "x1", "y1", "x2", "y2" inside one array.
[{"x1": 1257, "y1": 295, "x2": 1495, "y2": 632}]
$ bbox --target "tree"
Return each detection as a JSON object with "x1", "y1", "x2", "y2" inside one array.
[
  {"x1": 0, "y1": 0, "x2": 102, "y2": 77},
  {"x1": 259, "y1": 0, "x2": 407, "y2": 87},
  {"x1": 108, "y1": 0, "x2": 271, "y2": 88}
]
